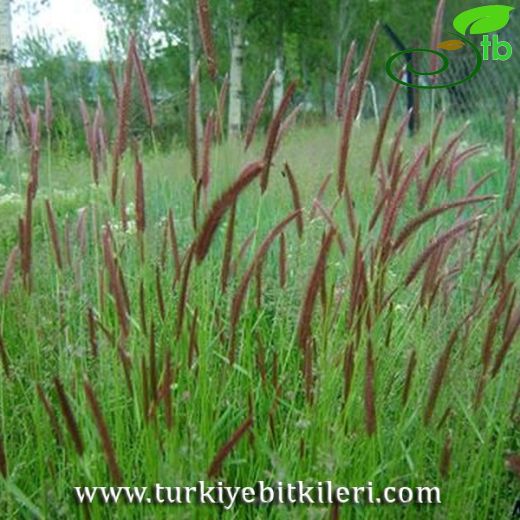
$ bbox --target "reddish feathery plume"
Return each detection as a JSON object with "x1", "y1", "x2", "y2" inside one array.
[
  {"x1": 196, "y1": 0, "x2": 218, "y2": 80},
  {"x1": 194, "y1": 161, "x2": 264, "y2": 262},
  {"x1": 261, "y1": 81, "x2": 297, "y2": 192},
  {"x1": 244, "y1": 71, "x2": 276, "y2": 151},
  {"x1": 335, "y1": 41, "x2": 357, "y2": 119}
]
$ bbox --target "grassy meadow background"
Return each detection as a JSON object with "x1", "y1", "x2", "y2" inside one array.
[{"x1": 0, "y1": 1, "x2": 520, "y2": 519}]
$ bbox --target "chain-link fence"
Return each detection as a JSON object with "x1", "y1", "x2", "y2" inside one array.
[
  {"x1": 361, "y1": 6, "x2": 519, "y2": 147},
  {"x1": 434, "y1": 6, "x2": 518, "y2": 143}
]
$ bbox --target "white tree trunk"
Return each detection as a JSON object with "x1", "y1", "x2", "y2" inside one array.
[
  {"x1": 0, "y1": 0, "x2": 16, "y2": 151},
  {"x1": 228, "y1": 17, "x2": 243, "y2": 140},
  {"x1": 273, "y1": 50, "x2": 284, "y2": 116},
  {"x1": 187, "y1": 5, "x2": 203, "y2": 141}
]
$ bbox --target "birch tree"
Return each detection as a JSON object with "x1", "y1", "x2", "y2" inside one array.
[
  {"x1": 272, "y1": 3, "x2": 284, "y2": 116},
  {"x1": 227, "y1": 12, "x2": 243, "y2": 139},
  {"x1": 0, "y1": 0, "x2": 15, "y2": 151},
  {"x1": 187, "y1": 0, "x2": 202, "y2": 140},
  {"x1": 272, "y1": 41, "x2": 284, "y2": 116}
]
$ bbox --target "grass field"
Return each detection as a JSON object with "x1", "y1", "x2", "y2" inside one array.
[{"x1": 1, "y1": 31, "x2": 520, "y2": 517}]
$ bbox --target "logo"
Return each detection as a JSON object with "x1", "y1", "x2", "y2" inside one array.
[{"x1": 386, "y1": 5, "x2": 514, "y2": 89}]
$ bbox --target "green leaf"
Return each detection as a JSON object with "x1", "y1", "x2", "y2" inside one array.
[{"x1": 453, "y1": 5, "x2": 514, "y2": 35}]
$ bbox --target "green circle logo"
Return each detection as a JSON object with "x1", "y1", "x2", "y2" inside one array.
[{"x1": 385, "y1": 33, "x2": 483, "y2": 89}]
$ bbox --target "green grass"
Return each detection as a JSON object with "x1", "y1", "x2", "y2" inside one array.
[{"x1": 0, "y1": 119, "x2": 519, "y2": 519}]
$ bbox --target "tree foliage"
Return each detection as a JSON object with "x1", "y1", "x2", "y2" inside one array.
[{"x1": 10, "y1": 0, "x2": 447, "y2": 149}]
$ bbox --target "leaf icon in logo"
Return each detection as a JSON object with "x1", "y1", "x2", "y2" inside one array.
[
  {"x1": 453, "y1": 5, "x2": 514, "y2": 35},
  {"x1": 437, "y1": 39, "x2": 465, "y2": 51}
]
